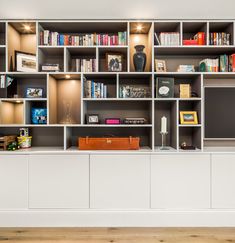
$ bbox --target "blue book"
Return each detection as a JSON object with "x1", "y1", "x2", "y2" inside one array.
[
  {"x1": 59, "y1": 34, "x2": 64, "y2": 46},
  {"x1": 91, "y1": 81, "x2": 95, "y2": 98}
]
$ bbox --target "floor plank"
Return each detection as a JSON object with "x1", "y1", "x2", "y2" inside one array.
[{"x1": 0, "y1": 228, "x2": 235, "y2": 243}]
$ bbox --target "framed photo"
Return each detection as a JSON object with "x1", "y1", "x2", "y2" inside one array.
[
  {"x1": 180, "y1": 111, "x2": 198, "y2": 125},
  {"x1": 26, "y1": 88, "x2": 43, "y2": 98},
  {"x1": 155, "y1": 59, "x2": 166, "y2": 72},
  {"x1": 86, "y1": 114, "x2": 99, "y2": 124},
  {"x1": 15, "y1": 51, "x2": 37, "y2": 72},
  {"x1": 106, "y1": 53, "x2": 123, "y2": 72}
]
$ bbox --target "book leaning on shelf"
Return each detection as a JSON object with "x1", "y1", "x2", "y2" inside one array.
[
  {"x1": 40, "y1": 30, "x2": 127, "y2": 46},
  {"x1": 84, "y1": 80, "x2": 108, "y2": 98}
]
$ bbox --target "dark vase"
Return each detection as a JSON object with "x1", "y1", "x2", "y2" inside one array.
[{"x1": 133, "y1": 45, "x2": 146, "y2": 72}]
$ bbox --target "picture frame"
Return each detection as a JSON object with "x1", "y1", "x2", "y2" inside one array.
[
  {"x1": 15, "y1": 51, "x2": 37, "y2": 72},
  {"x1": 106, "y1": 53, "x2": 123, "y2": 72},
  {"x1": 155, "y1": 59, "x2": 166, "y2": 72},
  {"x1": 180, "y1": 111, "x2": 198, "y2": 125},
  {"x1": 86, "y1": 114, "x2": 99, "y2": 124},
  {"x1": 26, "y1": 88, "x2": 43, "y2": 98}
]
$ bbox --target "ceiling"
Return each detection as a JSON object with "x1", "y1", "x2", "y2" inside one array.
[{"x1": 0, "y1": 0, "x2": 235, "y2": 20}]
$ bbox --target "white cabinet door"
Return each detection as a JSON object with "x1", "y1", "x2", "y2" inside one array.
[
  {"x1": 29, "y1": 155, "x2": 89, "y2": 209},
  {"x1": 0, "y1": 155, "x2": 28, "y2": 209},
  {"x1": 151, "y1": 154, "x2": 210, "y2": 209},
  {"x1": 212, "y1": 154, "x2": 235, "y2": 209},
  {"x1": 90, "y1": 154, "x2": 150, "y2": 209}
]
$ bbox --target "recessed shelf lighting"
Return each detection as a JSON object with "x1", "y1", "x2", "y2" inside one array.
[
  {"x1": 65, "y1": 75, "x2": 71, "y2": 79},
  {"x1": 137, "y1": 25, "x2": 142, "y2": 31},
  {"x1": 23, "y1": 24, "x2": 31, "y2": 31}
]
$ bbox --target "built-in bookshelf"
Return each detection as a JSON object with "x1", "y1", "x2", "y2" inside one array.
[{"x1": 1, "y1": 20, "x2": 235, "y2": 152}]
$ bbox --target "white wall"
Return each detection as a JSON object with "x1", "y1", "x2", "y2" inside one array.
[{"x1": 0, "y1": 0, "x2": 235, "y2": 20}]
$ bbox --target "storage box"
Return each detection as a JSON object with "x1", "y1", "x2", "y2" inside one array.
[{"x1": 79, "y1": 137, "x2": 140, "y2": 150}]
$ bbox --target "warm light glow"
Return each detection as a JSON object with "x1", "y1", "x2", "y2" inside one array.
[
  {"x1": 134, "y1": 36, "x2": 140, "y2": 44},
  {"x1": 137, "y1": 25, "x2": 142, "y2": 31},
  {"x1": 24, "y1": 24, "x2": 31, "y2": 31},
  {"x1": 65, "y1": 75, "x2": 71, "y2": 79},
  {"x1": 16, "y1": 100, "x2": 22, "y2": 103}
]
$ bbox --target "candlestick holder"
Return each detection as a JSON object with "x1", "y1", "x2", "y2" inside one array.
[{"x1": 160, "y1": 131, "x2": 169, "y2": 150}]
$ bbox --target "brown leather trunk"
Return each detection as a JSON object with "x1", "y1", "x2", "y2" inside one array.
[{"x1": 79, "y1": 136, "x2": 140, "y2": 150}]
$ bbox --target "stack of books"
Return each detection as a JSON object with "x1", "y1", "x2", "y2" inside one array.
[
  {"x1": 75, "y1": 59, "x2": 96, "y2": 72},
  {"x1": 40, "y1": 30, "x2": 127, "y2": 46},
  {"x1": 199, "y1": 58, "x2": 219, "y2": 72},
  {"x1": 155, "y1": 32, "x2": 180, "y2": 46},
  {"x1": 84, "y1": 80, "x2": 108, "y2": 98},
  {"x1": 183, "y1": 32, "x2": 206, "y2": 45},
  {"x1": 210, "y1": 32, "x2": 231, "y2": 45}
]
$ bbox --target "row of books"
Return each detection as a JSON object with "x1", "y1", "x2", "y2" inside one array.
[
  {"x1": 0, "y1": 75, "x2": 13, "y2": 88},
  {"x1": 75, "y1": 59, "x2": 96, "y2": 72},
  {"x1": 210, "y1": 32, "x2": 231, "y2": 46},
  {"x1": 155, "y1": 32, "x2": 180, "y2": 46},
  {"x1": 199, "y1": 54, "x2": 235, "y2": 72},
  {"x1": 40, "y1": 30, "x2": 127, "y2": 46},
  {"x1": 84, "y1": 80, "x2": 108, "y2": 98}
]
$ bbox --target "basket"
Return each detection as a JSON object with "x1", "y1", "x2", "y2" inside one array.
[{"x1": 17, "y1": 136, "x2": 32, "y2": 149}]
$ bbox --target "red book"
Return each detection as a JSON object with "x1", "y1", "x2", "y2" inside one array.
[
  {"x1": 64, "y1": 35, "x2": 69, "y2": 45},
  {"x1": 197, "y1": 32, "x2": 205, "y2": 45},
  {"x1": 230, "y1": 54, "x2": 235, "y2": 72},
  {"x1": 183, "y1": 39, "x2": 198, "y2": 45}
]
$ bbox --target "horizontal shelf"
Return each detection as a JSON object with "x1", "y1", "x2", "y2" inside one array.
[
  {"x1": 0, "y1": 98, "x2": 47, "y2": 101},
  {"x1": 66, "y1": 124, "x2": 153, "y2": 127},
  {"x1": 178, "y1": 124, "x2": 202, "y2": 127},
  {"x1": 38, "y1": 45, "x2": 128, "y2": 48},
  {"x1": 67, "y1": 146, "x2": 152, "y2": 152},
  {"x1": 83, "y1": 98, "x2": 152, "y2": 101},
  {"x1": 154, "y1": 146, "x2": 177, "y2": 152},
  {"x1": 155, "y1": 98, "x2": 201, "y2": 101}
]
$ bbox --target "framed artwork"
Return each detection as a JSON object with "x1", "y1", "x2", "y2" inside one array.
[
  {"x1": 26, "y1": 88, "x2": 43, "y2": 98},
  {"x1": 86, "y1": 114, "x2": 99, "y2": 124},
  {"x1": 15, "y1": 51, "x2": 37, "y2": 72},
  {"x1": 31, "y1": 108, "x2": 47, "y2": 124},
  {"x1": 106, "y1": 53, "x2": 123, "y2": 72},
  {"x1": 155, "y1": 59, "x2": 166, "y2": 72},
  {"x1": 180, "y1": 111, "x2": 198, "y2": 125}
]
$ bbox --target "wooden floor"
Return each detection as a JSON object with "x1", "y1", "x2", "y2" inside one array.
[{"x1": 0, "y1": 228, "x2": 235, "y2": 243}]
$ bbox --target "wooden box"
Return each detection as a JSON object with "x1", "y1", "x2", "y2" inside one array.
[
  {"x1": 0, "y1": 135, "x2": 17, "y2": 150},
  {"x1": 79, "y1": 137, "x2": 140, "y2": 150}
]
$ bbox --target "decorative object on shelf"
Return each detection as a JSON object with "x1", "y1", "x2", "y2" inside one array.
[
  {"x1": 177, "y1": 65, "x2": 195, "y2": 72},
  {"x1": 15, "y1": 51, "x2": 37, "y2": 72},
  {"x1": 123, "y1": 118, "x2": 147, "y2": 124},
  {"x1": 119, "y1": 85, "x2": 151, "y2": 98},
  {"x1": 61, "y1": 100, "x2": 73, "y2": 124},
  {"x1": 180, "y1": 111, "x2": 198, "y2": 125},
  {"x1": 180, "y1": 84, "x2": 191, "y2": 98},
  {"x1": 19, "y1": 128, "x2": 29, "y2": 137},
  {"x1": 0, "y1": 135, "x2": 17, "y2": 150},
  {"x1": 7, "y1": 141, "x2": 19, "y2": 151},
  {"x1": 160, "y1": 116, "x2": 169, "y2": 150},
  {"x1": 41, "y1": 63, "x2": 60, "y2": 72},
  {"x1": 156, "y1": 77, "x2": 174, "y2": 98},
  {"x1": 106, "y1": 53, "x2": 123, "y2": 72},
  {"x1": 86, "y1": 114, "x2": 99, "y2": 124},
  {"x1": 0, "y1": 75, "x2": 14, "y2": 88},
  {"x1": 180, "y1": 142, "x2": 196, "y2": 150},
  {"x1": 9, "y1": 55, "x2": 14, "y2": 72},
  {"x1": 191, "y1": 91, "x2": 199, "y2": 97},
  {"x1": 26, "y1": 88, "x2": 43, "y2": 98},
  {"x1": 105, "y1": 118, "x2": 121, "y2": 125},
  {"x1": 133, "y1": 45, "x2": 146, "y2": 72},
  {"x1": 31, "y1": 108, "x2": 47, "y2": 124},
  {"x1": 79, "y1": 136, "x2": 140, "y2": 150},
  {"x1": 155, "y1": 59, "x2": 166, "y2": 72}
]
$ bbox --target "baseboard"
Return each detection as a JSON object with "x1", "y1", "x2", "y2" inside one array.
[{"x1": 1, "y1": 210, "x2": 235, "y2": 227}]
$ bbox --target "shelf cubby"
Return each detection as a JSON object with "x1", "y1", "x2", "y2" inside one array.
[
  {"x1": 66, "y1": 126, "x2": 152, "y2": 150},
  {"x1": 38, "y1": 47, "x2": 64, "y2": 72},
  {"x1": 98, "y1": 47, "x2": 127, "y2": 72},
  {"x1": 179, "y1": 126, "x2": 202, "y2": 150},
  {"x1": 49, "y1": 74, "x2": 81, "y2": 124},
  {"x1": 0, "y1": 100, "x2": 24, "y2": 124},
  {"x1": 182, "y1": 22, "x2": 207, "y2": 45},
  {"x1": 7, "y1": 22, "x2": 37, "y2": 72},
  {"x1": 0, "y1": 48, "x2": 6, "y2": 72},
  {"x1": 83, "y1": 100, "x2": 152, "y2": 125},
  {"x1": 209, "y1": 22, "x2": 234, "y2": 45},
  {"x1": 65, "y1": 47, "x2": 97, "y2": 72},
  {"x1": 154, "y1": 100, "x2": 177, "y2": 150},
  {"x1": 119, "y1": 73, "x2": 152, "y2": 98},
  {"x1": 129, "y1": 22, "x2": 153, "y2": 72},
  {"x1": 0, "y1": 22, "x2": 6, "y2": 45},
  {"x1": 83, "y1": 73, "x2": 117, "y2": 98},
  {"x1": 25, "y1": 100, "x2": 47, "y2": 125},
  {"x1": 0, "y1": 73, "x2": 47, "y2": 98},
  {"x1": 154, "y1": 21, "x2": 181, "y2": 46}
]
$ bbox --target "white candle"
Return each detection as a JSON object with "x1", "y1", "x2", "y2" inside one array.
[{"x1": 161, "y1": 116, "x2": 167, "y2": 133}]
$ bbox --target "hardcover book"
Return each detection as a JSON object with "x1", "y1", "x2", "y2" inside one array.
[{"x1": 156, "y1": 77, "x2": 174, "y2": 98}]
